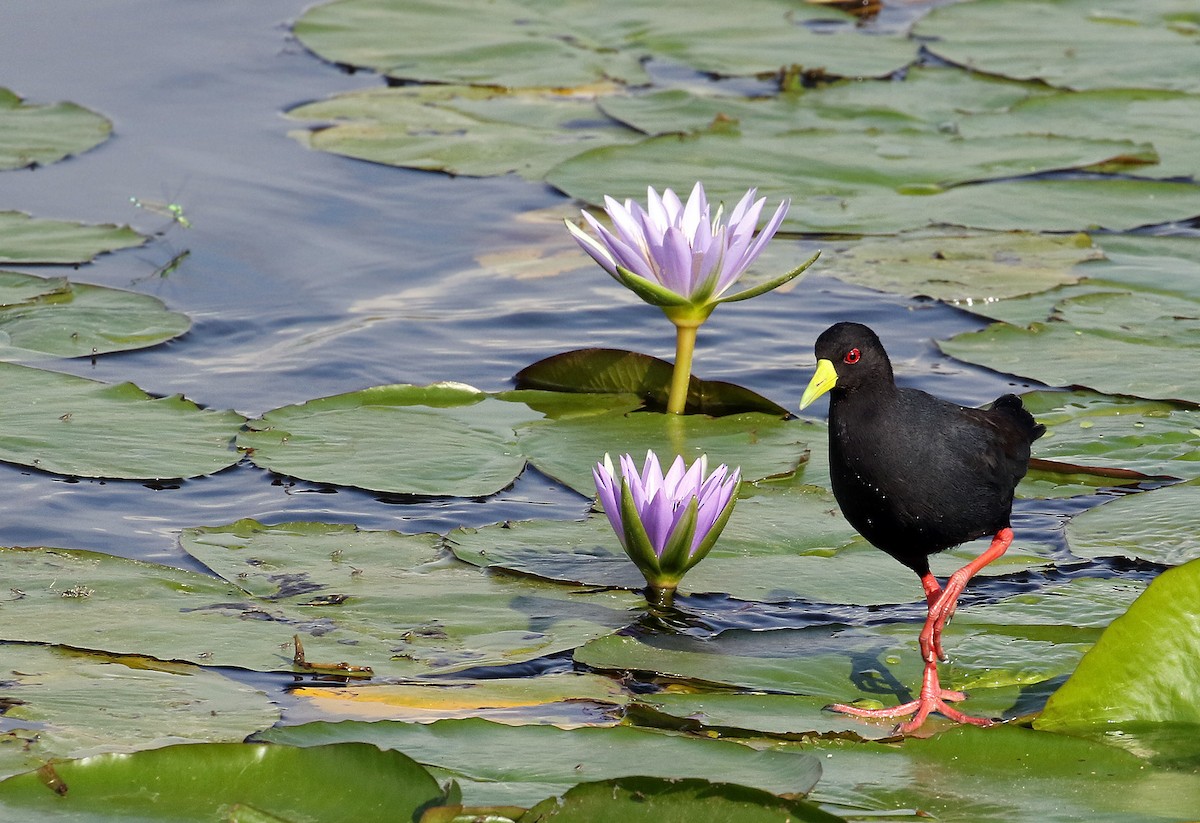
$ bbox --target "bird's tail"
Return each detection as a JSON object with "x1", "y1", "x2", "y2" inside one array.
[{"x1": 991, "y1": 393, "x2": 1046, "y2": 442}]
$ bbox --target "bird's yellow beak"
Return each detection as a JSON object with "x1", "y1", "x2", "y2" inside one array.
[{"x1": 799, "y1": 358, "x2": 838, "y2": 410}]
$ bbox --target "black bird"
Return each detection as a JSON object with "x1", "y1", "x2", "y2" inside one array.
[{"x1": 800, "y1": 322, "x2": 1044, "y2": 733}]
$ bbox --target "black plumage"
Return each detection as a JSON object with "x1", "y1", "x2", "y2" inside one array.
[{"x1": 801, "y1": 321, "x2": 1044, "y2": 733}]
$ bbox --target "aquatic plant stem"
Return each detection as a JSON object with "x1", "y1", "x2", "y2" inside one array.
[{"x1": 666, "y1": 320, "x2": 699, "y2": 415}]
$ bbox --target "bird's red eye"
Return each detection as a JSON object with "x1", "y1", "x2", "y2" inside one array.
[{"x1": 843, "y1": 348, "x2": 861, "y2": 365}]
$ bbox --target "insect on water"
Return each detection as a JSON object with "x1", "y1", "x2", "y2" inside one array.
[{"x1": 129, "y1": 196, "x2": 191, "y2": 229}]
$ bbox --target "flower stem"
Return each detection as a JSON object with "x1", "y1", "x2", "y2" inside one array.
[
  {"x1": 666, "y1": 321, "x2": 698, "y2": 415},
  {"x1": 646, "y1": 584, "x2": 677, "y2": 610}
]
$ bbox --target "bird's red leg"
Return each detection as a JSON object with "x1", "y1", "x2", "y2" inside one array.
[{"x1": 920, "y1": 528, "x2": 1013, "y2": 662}]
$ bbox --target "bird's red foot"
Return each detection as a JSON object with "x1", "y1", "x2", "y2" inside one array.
[{"x1": 828, "y1": 662, "x2": 994, "y2": 734}]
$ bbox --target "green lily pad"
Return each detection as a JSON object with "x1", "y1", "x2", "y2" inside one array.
[
  {"x1": 958, "y1": 577, "x2": 1146, "y2": 631},
  {"x1": 0, "y1": 527, "x2": 638, "y2": 678},
  {"x1": 917, "y1": 0, "x2": 1200, "y2": 93},
  {"x1": 0, "y1": 280, "x2": 191, "y2": 361},
  {"x1": 959, "y1": 87, "x2": 1200, "y2": 179},
  {"x1": 293, "y1": 0, "x2": 913, "y2": 90},
  {"x1": 520, "y1": 775, "x2": 845, "y2": 823},
  {"x1": 0, "y1": 269, "x2": 70, "y2": 307},
  {"x1": 257, "y1": 718, "x2": 824, "y2": 807},
  {"x1": 1021, "y1": 390, "x2": 1200, "y2": 482},
  {"x1": 288, "y1": 85, "x2": 642, "y2": 180},
  {"x1": 0, "y1": 211, "x2": 145, "y2": 265},
  {"x1": 939, "y1": 291, "x2": 1200, "y2": 405},
  {"x1": 0, "y1": 742, "x2": 442, "y2": 822},
  {"x1": 519, "y1": 410, "x2": 812, "y2": 497},
  {"x1": 183, "y1": 519, "x2": 639, "y2": 675},
  {"x1": 446, "y1": 491, "x2": 1042, "y2": 604},
  {"x1": 0, "y1": 644, "x2": 279, "y2": 780},
  {"x1": 958, "y1": 234, "x2": 1200, "y2": 330},
  {"x1": 824, "y1": 231, "x2": 1101, "y2": 305},
  {"x1": 0, "y1": 87, "x2": 111, "y2": 170},
  {"x1": 548, "y1": 135, "x2": 1199, "y2": 235},
  {"x1": 1065, "y1": 480, "x2": 1200, "y2": 566},
  {"x1": 294, "y1": 0, "x2": 649, "y2": 88},
  {"x1": 574, "y1": 624, "x2": 1078, "y2": 733},
  {"x1": 1036, "y1": 557, "x2": 1200, "y2": 733},
  {"x1": 0, "y1": 363, "x2": 244, "y2": 480},
  {"x1": 514, "y1": 348, "x2": 790, "y2": 416},
  {"x1": 574, "y1": 625, "x2": 947, "y2": 704},
  {"x1": 599, "y1": 67, "x2": 1041, "y2": 139},
  {"x1": 238, "y1": 383, "x2": 540, "y2": 497},
  {"x1": 800, "y1": 722, "x2": 1200, "y2": 822}
]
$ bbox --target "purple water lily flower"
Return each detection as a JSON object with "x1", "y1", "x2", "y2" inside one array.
[
  {"x1": 566, "y1": 183, "x2": 818, "y2": 414},
  {"x1": 567, "y1": 183, "x2": 790, "y2": 306},
  {"x1": 593, "y1": 451, "x2": 741, "y2": 600}
]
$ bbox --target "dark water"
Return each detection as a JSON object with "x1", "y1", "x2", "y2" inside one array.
[{"x1": 0, "y1": 1, "x2": 1117, "y2": 707}]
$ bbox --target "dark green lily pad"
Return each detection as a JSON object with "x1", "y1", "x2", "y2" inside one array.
[
  {"x1": 0, "y1": 363, "x2": 243, "y2": 480},
  {"x1": 0, "y1": 527, "x2": 638, "y2": 679},
  {"x1": 0, "y1": 87, "x2": 112, "y2": 170},
  {"x1": 0, "y1": 644, "x2": 279, "y2": 780},
  {"x1": 288, "y1": 85, "x2": 642, "y2": 179},
  {"x1": 1022, "y1": 390, "x2": 1200, "y2": 482},
  {"x1": 520, "y1": 775, "x2": 845, "y2": 823},
  {"x1": 0, "y1": 742, "x2": 442, "y2": 822},
  {"x1": 1036, "y1": 557, "x2": 1200, "y2": 733},
  {"x1": 257, "y1": 717, "x2": 824, "y2": 808},
  {"x1": 0, "y1": 211, "x2": 145, "y2": 265},
  {"x1": 514, "y1": 348, "x2": 790, "y2": 416},
  {"x1": 1064, "y1": 481, "x2": 1200, "y2": 566},
  {"x1": 238, "y1": 383, "x2": 540, "y2": 497},
  {"x1": 0, "y1": 280, "x2": 191, "y2": 361},
  {"x1": 824, "y1": 231, "x2": 1101, "y2": 305},
  {"x1": 917, "y1": 0, "x2": 1200, "y2": 93},
  {"x1": 0, "y1": 269, "x2": 70, "y2": 307},
  {"x1": 518, "y1": 410, "x2": 812, "y2": 497}
]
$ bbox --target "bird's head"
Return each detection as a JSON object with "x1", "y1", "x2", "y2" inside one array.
[{"x1": 799, "y1": 321, "x2": 894, "y2": 409}]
